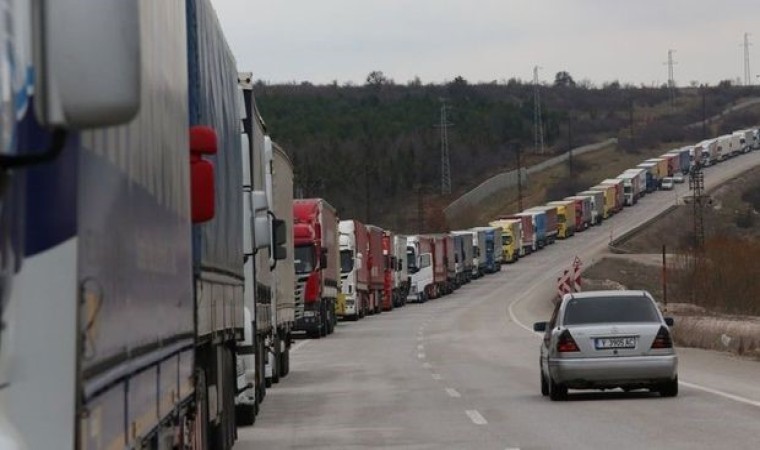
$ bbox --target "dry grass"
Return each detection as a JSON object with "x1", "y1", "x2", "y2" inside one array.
[{"x1": 448, "y1": 141, "x2": 689, "y2": 229}]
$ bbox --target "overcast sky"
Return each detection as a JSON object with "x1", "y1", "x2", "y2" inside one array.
[{"x1": 211, "y1": 1, "x2": 760, "y2": 87}]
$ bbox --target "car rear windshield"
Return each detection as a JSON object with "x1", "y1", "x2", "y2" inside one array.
[{"x1": 563, "y1": 296, "x2": 659, "y2": 325}]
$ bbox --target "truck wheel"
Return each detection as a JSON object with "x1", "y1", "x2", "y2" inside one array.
[
  {"x1": 319, "y1": 302, "x2": 328, "y2": 337},
  {"x1": 271, "y1": 335, "x2": 281, "y2": 384},
  {"x1": 194, "y1": 369, "x2": 210, "y2": 445},
  {"x1": 280, "y1": 342, "x2": 290, "y2": 377}
]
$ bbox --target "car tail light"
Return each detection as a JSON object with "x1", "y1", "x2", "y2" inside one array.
[
  {"x1": 556, "y1": 330, "x2": 580, "y2": 353},
  {"x1": 651, "y1": 326, "x2": 673, "y2": 349},
  {"x1": 304, "y1": 272, "x2": 320, "y2": 303}
]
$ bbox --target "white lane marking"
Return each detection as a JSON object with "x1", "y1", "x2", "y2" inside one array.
[
  {"x1": 432, "y1": 373, "x2": 443, "y2": 381},
  {"x1": 445, "y1": 388, "x2": 461, "y2": 398},
  {"x1": 422, "y1": 362, "x2": 432, "y2": 369},
  {"x1": 507, "y1": 277, "x2": 547, "y2": 334},
  {"x1": 291, "y1": 339, "x2": 311, "y2": 353},
  {"x1": 681, "y1": 381, "x2": 760, "y2": 409},
  {"x1": 418, "y1": 353, "x2": 426, "y2": 359},
  {"x1": 417, "y1": 344, "x2": 424, "y2": 351},
  {"x1": 465, "y1": 409, "x2": 488, "y2": 425},
  {"x1": 417, "y1": 335, "x2": 424, "y2": 341},
  {"x1": 504, "y1": 447, "x2": 521, "y2": 450}
]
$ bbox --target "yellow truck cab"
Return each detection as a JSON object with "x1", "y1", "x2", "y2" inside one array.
[
  {"x1": 489, "y1": 219, "x2": 521, "y2": 263},
  {"x1": 546, "y1": 200, "x2": 576, "y2": 238}
]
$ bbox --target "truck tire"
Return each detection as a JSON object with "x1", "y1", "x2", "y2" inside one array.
[
  {"x1": 319, "y1": 302, "x2": 328, "y2": 337},
  {"x1": 280, "y1": 341, "x2": 290, "y2": 377},
  {"x1": 194, "y1": 369, "x2": 210, "y2": 445},
  {"x1": 271, "y1": 335, "x2": 281, "y2": 384}
]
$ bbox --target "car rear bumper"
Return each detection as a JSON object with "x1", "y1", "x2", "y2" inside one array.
[{"x1": 549, "y1": 354, "x2": 677, "y2": 388}]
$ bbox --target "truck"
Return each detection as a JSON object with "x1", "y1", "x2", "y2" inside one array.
[
  {"x1": 366, "y1": 225, "x2": 385, "y2": 313},
  {"x1": 472, "y1": 226, "x2": 502, "y2": 273},
  {"x1": 293, "y1": 199, "x2": 339, "y2": 338},
  {"x1": 622, "y1": 168, "x2": 647, "y2": 199},
  {"x1": 490, "y1": 219, "x2": 522, "y2": 262},
  {"x1": 431, "y1": 234, "x2": 452, "y2": 295},
  {"x1": 636, "y1": 163, "x2": 660, "y2": 192},
  {"x1": 644, "y1": 158, "x2": 669, "y2": 181},
  {"x1": 0, "y1": 2, "x2": 274, "y2": 448},
  {"x1": 616, "y1": 172, "x2": 640, "y2": 206},
  {"x1": 394, "y1": 234, "x2": 411, "y2": 305},
  {"x1": 500, "y1": 214, "x2": 536, "y2": 255},
  {"x1": 451, "y1": 233, "x2": 469, "y2": 284},
  {"x1": 729, "y1": 132, "x2": 744, "y2": 156},
  {"x1": 407, "y1": 235, "x2": 434, "y2": 302},
  {"x1": 381, "y1": 231, "x2": 395, "y2": 311},
  {"x1": 600, "y1": 178, "x2": 625, "y2": 211},
  {"x1": 452, "y1": 231, "x2": 476, "y2": 280},
  {"x1": 716, "y1": 135, "x2": 731, "y2": 161},
  {"x1": 671, "y1": 147, "x2": 692, "y2": 173},
  {"x1": 577, "y1": 190, "x2": 605, "y2": 225},
  {"x1": 564, "y1": 196, "x2": 593, "y2": 230},
  {"x1": 659, "y1": 153, "x2": 677, "y2": 177},
  {"x1": 547, "y1": 201, "x2": 576, "y2": 238},
  {"x1": 470, "y1": 229, "x2": 488, "y2": 276},
  {"x1": 526, "y1": 206, "x2": 558, "y2": 244},
  {"x1": 590, "y1": 184, "x2": 617, "y2": 218},
  {"x1": 518, "y1": 211, "x2": 547, "y2": 249},
  {"x1": 238, "y1": 76, "x2": 296, "y2": 416},
  {"x1": 339, "y1": 220, "x2": 370, "y2": 319}
]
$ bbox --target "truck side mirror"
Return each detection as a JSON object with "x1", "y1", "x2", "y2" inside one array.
[
  {"x1": 34, "y1": 0, "x2": 141, "y2": 128},
  {"x1": 320, "y1": 250, "x2": 328, "y2": 269},
  {"x1": 272, "y1": 218, "x2": 287, "y2": 261},
  {"x1": 190, "y1": 126, "x2": 217, "y2": 224},
  {"x1": 251, "y1": 191, "x2": 270, "y2": 250}
]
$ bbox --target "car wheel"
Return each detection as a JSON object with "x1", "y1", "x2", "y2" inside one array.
[
  {"x1": 540, "y1": 370, "x2": 549, "y2": 397},
  {"x1": 659, "y1": 376, "x2": 678, "y2": 398},
  {"x1": 549, "y1": 377, "x2": 567, "y2": 401}
]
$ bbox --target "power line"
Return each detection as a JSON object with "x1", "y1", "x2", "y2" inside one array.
[{"x1": 533, "y1": 66, "x2": 545, "y2": 154}]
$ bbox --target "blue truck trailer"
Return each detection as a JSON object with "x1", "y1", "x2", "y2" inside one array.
[{"x1": 0, "y1": 1, "x2": 248, "y2": 449}]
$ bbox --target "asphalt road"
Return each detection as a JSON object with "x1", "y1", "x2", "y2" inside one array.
[{"x1": 237, "y1": 152, "x2": 760, "y2": 450}]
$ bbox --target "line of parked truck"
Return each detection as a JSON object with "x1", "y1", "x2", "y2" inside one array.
[{"x1": 3, "y1": 2, "x2": 759, "y2": 447}]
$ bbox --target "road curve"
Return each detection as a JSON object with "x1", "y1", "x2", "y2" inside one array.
[{"x1": 238, "y1": 152, "x2": 760, "y2": 450}]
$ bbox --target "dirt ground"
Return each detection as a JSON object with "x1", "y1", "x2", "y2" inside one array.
[
  {"x1": 617, "y1": 162, "x2": 760, "y2": 253},
  {"x1": 583, "y1": 256, "x2": 760, "y2": 359}
]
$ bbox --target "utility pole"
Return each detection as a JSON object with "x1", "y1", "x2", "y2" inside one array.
[
  {"x1": 629, "y1": 95, "x2": 635, "y2": 142},
  {"x1": 515, "y1": 142, "x2": 524, "y2": 211},
  {"x1": 567, "y1": 113, "x2": 573, "y2": 178},
  {"x1": 435, "y1": 99, "x2": 453, "y2": 195},
  {"x1": 743, "y1": 32, "x2": 752, "y2": 85},
  {"x1": 689, "y1": 163, "x2": 705, "y2": 249},
  {"x1": 417, "y1": 185, "x2": 424, "y2": 234},
  {"x1": 701, "y1": 84, "x2": 707, "y2": 140},
  {"x1": 664, "y1": 49, "x2": 677, "y2": 107},
  {"x1": 533, "y1": 66, "x2": 545, "y2": 154}
]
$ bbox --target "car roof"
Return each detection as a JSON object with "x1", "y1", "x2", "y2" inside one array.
[{"x1": 562, "y1": 290, "x2": 651, "y2": 302}]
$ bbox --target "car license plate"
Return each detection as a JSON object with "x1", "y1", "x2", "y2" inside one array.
[{"x1": 595, "y1": 337, "x2": 636, "y2": 349}]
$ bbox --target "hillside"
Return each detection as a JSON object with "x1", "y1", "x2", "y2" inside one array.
[{"x1": 255, "y1": 75, "x2": 760, "y2": 232}]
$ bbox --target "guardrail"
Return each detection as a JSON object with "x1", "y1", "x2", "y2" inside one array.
[
  {"x1": 444, "y1": 138, "x2": 618, "y2": 221},
  {"x1": 607, "y1": 204, "x2": 679, "y2": 254}
]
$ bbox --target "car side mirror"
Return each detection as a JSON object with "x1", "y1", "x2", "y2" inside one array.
[
  {"x1": 664, "y1": 317, "x2": 674, "y2": 327},
  {"x1": 533, "y1": 322, "x2": 547, "y2": 332}
]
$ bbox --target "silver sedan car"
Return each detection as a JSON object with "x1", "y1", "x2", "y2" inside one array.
[{"x1": 534, "y1": 290, "x2": 678, "y2": 401}]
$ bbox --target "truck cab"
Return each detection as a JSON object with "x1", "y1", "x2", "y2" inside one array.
[{"x1": 406, "y1": 236, "x2": 434, "y2": 302}]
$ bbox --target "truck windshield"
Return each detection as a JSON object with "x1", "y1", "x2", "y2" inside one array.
[
  {"x1": 502, "y1": 235, "x2": 512, "y2": 245},
  {"x1": 340, "y1": 249, "x2": 354, "y2": 273},
  {"x1": 406, "y1": 247, "x2": 416, "y2": 270},
  {"x1": 294, "y1": 245, "x2": 316, "y2": 274}
]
